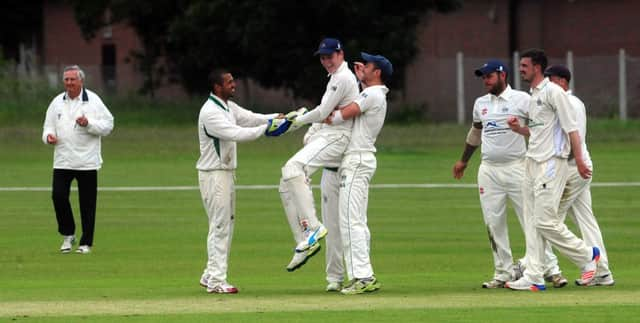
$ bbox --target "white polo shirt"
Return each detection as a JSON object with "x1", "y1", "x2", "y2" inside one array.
[
  {"x1": 42, "y1": 88, "x2": 114, "y2": 170},
  {"x1": 345, "y1": 85, "x2": 389, "y2": 154},
  {"x1": 525, "y1": 78, "x2": 578, "y2": 162},
  {"x1": 472, "y1": 85, "x2": 530, "y2": 163}
]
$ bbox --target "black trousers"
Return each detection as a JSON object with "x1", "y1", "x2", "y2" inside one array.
[{"x1": 52, "y1": 169, "x2": 98, "y2": 246}]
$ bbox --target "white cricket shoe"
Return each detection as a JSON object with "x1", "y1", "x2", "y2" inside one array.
[
  {"x1": 206, "y1": 281, "x2": 238, "y2": 294},
  {"x1": 75, "y1": 245, "x2": 91, "y2": 254},
  {"x1": 505, "y1": 277, "x2": 546, "y2": 292},
  {"x1": 295, "y1": 224, "x2": 328, "y2": 252},
  {"x1": 286, "y1": 243, "x2": 321, "y2": 272},
  {"x1": 482, "y1": 279, "x2": 506, "y2": 289},
  {"x1": 340, "y1": 277, "x2": 381, "y2": 295},
  {"x1": 199, "y1": 274, "x2": 209, "y2": 288},
  {"x1": 326, "y1": 281, "x2": 342, "y2": 292},
  {"x1": 545, "y1": 273, "x2": 568, "y2": 288},
  {"x1": 579, "y1": 247, "x2": 601, "y2": 285},
  {"x1": 60, "y1": 235, "x2": 76, "y2": 253},
  {"x1": 575, "y1": 273, "x2": 615, "y2": 287}
]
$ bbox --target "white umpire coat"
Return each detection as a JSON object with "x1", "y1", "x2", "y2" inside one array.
[{"x1": 42, "y1": 88, "x2": 114, "y2": 170}]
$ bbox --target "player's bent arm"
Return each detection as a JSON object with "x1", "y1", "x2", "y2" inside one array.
[
  {"x1": 568, "y1": 130, "x2": 592, "y2": 179},
  {"x1": 330, "y1": 101, "x2": 361, "y2": 125},
  {"x1": 295, "y1": 76, "x2": 350, "y2": 125},
  {"x1": 507, "y1": 116, "x2": 530, "y2": 136},
  {"x1": 85, "y1": 100, "x2": 114, "y2": 137},
  {"x1": 42, "y1": 101, "x2": 58, "y2": 144}
]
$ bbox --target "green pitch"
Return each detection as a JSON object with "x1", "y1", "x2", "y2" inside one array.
[{"x1": 1, "y1": 123, "x2": 639, "y2": 322}]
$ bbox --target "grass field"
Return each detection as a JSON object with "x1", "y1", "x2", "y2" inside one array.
[{"x1": 1, "y1": 121, "x2": 640, "y2": 322}]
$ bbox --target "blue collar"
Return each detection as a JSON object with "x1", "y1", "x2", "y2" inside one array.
[{"x1": 63, "y1": 88, "x2": 89, "y2": 102}]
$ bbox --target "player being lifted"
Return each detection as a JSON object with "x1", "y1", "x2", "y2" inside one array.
[{"x1": 279, "y1": 38, "x2": 359, "y2": 272}]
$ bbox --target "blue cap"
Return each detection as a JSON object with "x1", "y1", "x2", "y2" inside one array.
[
  {"x1": 474, "y1": 59, "x2": 508, "y2": 77},
  {"x1": 314, "y1": 38, "x2": 342, "y2": 56},
  {"x1": 544, "y1": 65, "x2": 571, "y2": 82},
  {"x1": 361, "y1": 52, "x2": 393, "y2": 78}
]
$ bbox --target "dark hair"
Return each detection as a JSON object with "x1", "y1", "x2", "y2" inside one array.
[
  {"x1": 521, "y1": 48, "x2": 548, "y2": 71},
  {"x1": 208, "y1": 69, "x2": 229, "y2": 89}
]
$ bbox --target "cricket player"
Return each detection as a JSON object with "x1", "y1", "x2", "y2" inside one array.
[
  {"x1": 452, "y1": 60, "x2": 565, "y2": 289},
  {"x1": 325, "y1": 52, "x2": 392, "y2": 295},
  {"x1": 280, "y1": 38, "x2": 359, "y2": 273},
  {"x1": 544, "y1": 65, "x2": 615, "y2": 286},
  {"x1": 505, "y1": 49, "x2": 599, "y2": 291},
  {"x1": 197, "y1": 69, "x2": 288, "y2": 294}
]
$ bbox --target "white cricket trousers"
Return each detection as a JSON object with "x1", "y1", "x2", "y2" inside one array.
[
  {"x1": 558, "y1": 165, "x2": 612, "y2": 276},
  {"x1": 198, "y1": 170, "x2": 235, "y2": 284},
  {"x1": 280, "y1": 133, "x2": 349, "y2": 243},
  {"x1": 340, "y1": 152, "x2": 376, "y2": 281},
  {"x1": 478, "y1": 159, "x2": 560, "y2": 281},
  {"x1": 321, "y1": 168, "x2": 343, "y2": 284},
  {"x1": 522, "y1": 157, "x2": 592, "y2": 284}
]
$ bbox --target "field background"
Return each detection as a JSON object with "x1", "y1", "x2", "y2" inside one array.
[{"x1": 1, "y1": 116, "x2": 640, "y2": 322}]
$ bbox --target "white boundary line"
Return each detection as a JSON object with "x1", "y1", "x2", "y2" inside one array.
[{"x1": 1, "y1": 182, "x2": 639, "y2": 192}]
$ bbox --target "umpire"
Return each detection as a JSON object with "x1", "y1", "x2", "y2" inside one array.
[{"x1": 42, "y1": 65, "x2": 114, "y2": 254}]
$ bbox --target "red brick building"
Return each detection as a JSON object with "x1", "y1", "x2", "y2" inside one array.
[{"x1": 35, "y1": 0, "x2": 640, "y2": 119}]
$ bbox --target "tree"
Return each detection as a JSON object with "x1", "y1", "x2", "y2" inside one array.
[
  {"x1": 69, "y1": 0, "x2": 462, "y2": 100},
  {"x1": 0, "y1": 1, "x2": 42, "y2": 63}
]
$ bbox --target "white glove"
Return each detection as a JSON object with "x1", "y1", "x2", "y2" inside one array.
[{"x1": 285, "y1": 107, "x2": 309, "y2": 132}]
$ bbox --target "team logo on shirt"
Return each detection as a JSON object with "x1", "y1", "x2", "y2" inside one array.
[
  {"x1": 481, "y1": 107, "x2": 488, "y2": 115},
  {"x1": 479, "y1": 187, "x2": 484, "y2": 194},
  {"x1": 486, "y1": 121, "x2": 498, "y2": 128},
  {"x1": 502, "y1": 107, "x2": 509, "y2": 113}
]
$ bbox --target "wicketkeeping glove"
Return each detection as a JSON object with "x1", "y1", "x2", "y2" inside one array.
[
  {"x1": 265, "y1": 118, "x2": 292, "y2": 137},
  {"x1": 285, "y1": 107, "x2": 309, "y2": 132}
]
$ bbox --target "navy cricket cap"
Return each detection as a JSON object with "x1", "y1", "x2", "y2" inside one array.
[
  {"x1": 314, "y1": 38, "x2": 342, "y2": 56},
  {"x1": 544, "y1": 65, "x2": 572, "y2": 82},
  {"x1": 474, "y1": 59, "x2": 508, "y2": 77},
  {"x1": 361, "y1": 52, "x2": 393, "y2": 78}
]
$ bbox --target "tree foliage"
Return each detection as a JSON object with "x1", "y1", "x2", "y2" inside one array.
[
  {"x1": 0, "y1": 1, "x2": 42, "y2": 62},
  {"x1": 69, "y1": 0, "x2": 461, "y2": 100}
]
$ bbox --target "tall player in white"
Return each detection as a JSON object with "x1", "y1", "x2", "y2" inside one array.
[
  {"x1": 506, "y1": 49, "x2": 599, "y2": 292},
  {"x1": 325, "y1": 52, "x2": 392, "y2": 294},
  {"x1": 280, "y1": 38, "x2": 359, "y2": 273},
  {"x1": 544, "y1": 65, "x2": 614, "y2": 286},
  {"x1": 452, "y1": 60, "x2": 565, "y2": 289}
]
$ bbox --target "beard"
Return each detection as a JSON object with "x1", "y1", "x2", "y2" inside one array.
[{"x1": 489, "y1": 78, "x2": 506, "y2": 95}]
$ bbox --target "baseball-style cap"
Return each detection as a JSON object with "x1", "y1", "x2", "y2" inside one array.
[
  {"x1": 361, "y1": 52, "x2": 393, "y2": 78},
  {"x1": 544, "y1": 65, "x2": 572, "y2": 82},
  {"x1": 474, "y1": 59, "x2": 508, "y2": 77},
  {"x1": 314, "y1": 38, "x2": 342, "y2": 56}
]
